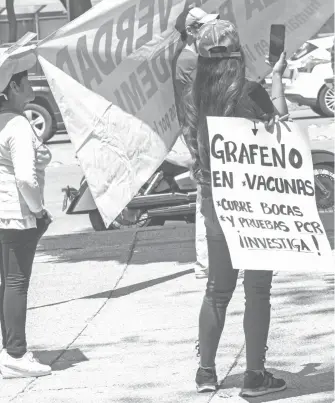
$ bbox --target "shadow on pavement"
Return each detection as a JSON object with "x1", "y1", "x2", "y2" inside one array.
[
  {"x1": 28, "y1": 269, "x2": 194, "y2": 311},
  {"x1": 36, "y1": 226, "x2": 196, "y2": 265},
  {"x1": 31, "y1": 334, "x2": 198, "y2": 353},
  {"x1": 87, "y1": 269, "x2": 194, "y2": 299},
  {"x1": 36, "y1": 241, "x2": 196, "y2": 265},
  {"x1": 222, "y1": 364, "x2": 334, "y2": 402},
  {"x1": 34, "y1": 348, "x2": 89, "y2": 371}
]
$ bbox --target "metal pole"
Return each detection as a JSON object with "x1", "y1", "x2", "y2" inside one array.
[
  {"x1": 34, "y1": 6, "x2": 45, "y2": 40},
  {"x1": 66, "y1": 0, "x2": 71, "y2": 21},
  {"x1": 35, "y1": 12, "x2": 39, "y2": 39}
]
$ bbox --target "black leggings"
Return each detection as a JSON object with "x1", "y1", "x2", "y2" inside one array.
[
  {"x1": 0, "y1": 228, "x2": 40, "y2": 358},
  {"x1": 199, "y1": 197, "x2": 273, "y2": 370}
]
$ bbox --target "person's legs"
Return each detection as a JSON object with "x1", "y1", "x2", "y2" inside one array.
[
  {"x1": 243, "y1": 270, "x2": 273, "y2": 371},
  {"x1": 241, "y1": 270, "x2": 286, "y2": 397},
  {"x1": 196, "y1": 197, "x2": 238, "y2": 391},
  {"x1": 198, "y1": 234, "x2": 238, "y2": 368},
  {"x1": 0, "y1": 228, "x2": 51, "y2": 379},
  {"x1": 195, "y1": 196, "x2": 286, "y2": 395},
  {"x1": 0, "y1": 229, "x2": 38, "y2": 358},
  {"x1": 194, "y1": 185, "x2": 208, "y2": 278}
]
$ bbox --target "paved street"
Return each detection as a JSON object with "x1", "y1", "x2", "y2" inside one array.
[
  {"x1": 0, "y1": 226, "x2": 333, "y2": 402},
  {"x1": 0, "y1": 107, "x2": 333, "y2": 402}
]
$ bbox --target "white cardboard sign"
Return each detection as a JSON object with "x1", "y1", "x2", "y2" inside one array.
[{"x1": 208, "y1": 117, "x2": 334, "y2": 272}]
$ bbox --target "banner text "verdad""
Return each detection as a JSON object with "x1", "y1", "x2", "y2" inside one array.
[{"x1": 56, "y1": 0, "x2": 174, "y2": 90}]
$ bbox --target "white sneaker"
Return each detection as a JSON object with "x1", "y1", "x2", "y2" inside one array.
[
  {"x1": 194, "y1": 263, "x2": 208, "y2": 279},
  {"x1": 0, "y1": 351, "x2": 51, "y2": 379}
]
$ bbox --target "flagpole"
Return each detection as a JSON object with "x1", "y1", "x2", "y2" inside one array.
[{"x1": 66, "y1": 0, "x2": 71, "y2": 21}]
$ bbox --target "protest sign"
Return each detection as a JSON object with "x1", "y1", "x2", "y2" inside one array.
[
  {"x1": 207, "y1": 117, "x2": 334, "y2": 272},
  {"x1": 36, "y1": 0, "x2": 333, "y2": 226}
]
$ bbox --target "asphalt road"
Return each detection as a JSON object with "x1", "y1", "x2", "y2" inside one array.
[
  {"x1": 2, "y1": 108, "x2": 332, "y2": 402},
  {"x1": 44, "y1": 108, "x2": 334, "y2": 236}
]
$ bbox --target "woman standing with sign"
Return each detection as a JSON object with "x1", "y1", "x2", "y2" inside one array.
[
  {"x1": 182, "y1": 20, "x2": 288, "y2": 397},
  {"x1": 0, "y1": 39, "x2": 52, "y2": 379}
]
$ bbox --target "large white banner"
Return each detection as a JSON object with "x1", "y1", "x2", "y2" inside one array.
[
  {"x1": 219, "y1": 0, "x2": 334, "y2": 80},
  {"x1": 208, "y1": 117, "x2": 334, "y2": 272},
  {"x1": 36, "y1": 0, "x2": 333, "y2": 226}
]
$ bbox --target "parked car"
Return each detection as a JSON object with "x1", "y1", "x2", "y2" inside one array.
[
  {"x1": 63, "y1": 160, "x2": 197, "y2": 231},
  {"x1": 288, "y1": 35, "x2": 334, "y2": 70},
  {"x1": 285, "y1": 62, "x2": 334, "y2": 117},
  {"x1": 264, "y1": 35, "x2": 334, "y2": 117},
  {"x1": 0, "y1": 42, "x2": 65, "y2": 142},
  {"x1": 309, "y1": 123, "x2": 334, "y2": 248},
  {"x1": 283, "y1": 36, "x2": 334, "y2": 117},
  {"x1": 25, "y1": 73, "x2": 65, "y2": 142}
]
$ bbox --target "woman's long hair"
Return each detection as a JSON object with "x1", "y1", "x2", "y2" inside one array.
[{"x1": 182, "y1": 26, "x2": 246, "y2": 181}]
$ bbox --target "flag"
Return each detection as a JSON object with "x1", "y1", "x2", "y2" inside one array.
[{"x1": 36, "y1": 0, "x2": 334, "y2": 226}]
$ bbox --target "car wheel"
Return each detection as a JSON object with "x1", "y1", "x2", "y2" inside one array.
[
  {"x1": 318, "y1": 85, "x2": 335, "y2": 117},
  {"x1": 314, "y1": 163, "x2": 334, "y2": 213},
  {"x1": 24, "y1": 104, "x2": 53, "y2": 143}
]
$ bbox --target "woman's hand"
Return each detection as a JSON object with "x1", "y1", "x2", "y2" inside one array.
[
  {"x1": 35, "y1": 208, "x2": 53, "y2": 240},
  {"x1": 44, "y1": 208, "x2": 53, "y2": 222},
  {"x1": 264, "y1": 113, "x2": 290, "y2": 133},
  {"x1": 270, "y1": 52, "x2": 287, "y2": 77},
  {"x1": 267, "y1": 52, "x2": 289, "y2": 117},
  {"x1": 35, "y1": 208, "x2": 53, "y2": 221}
]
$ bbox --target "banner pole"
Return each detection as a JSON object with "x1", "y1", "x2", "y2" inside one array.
[{"x1": 66, "y1": 0, "x2": 71, "y2": 22}]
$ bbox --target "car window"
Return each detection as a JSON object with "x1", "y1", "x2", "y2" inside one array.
[{"x1": 291, "y1": 42, "x2": 318, "y2": 61}]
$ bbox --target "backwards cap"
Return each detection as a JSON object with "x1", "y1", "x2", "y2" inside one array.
[{"x1": 196, "y1": 19, "x2": 242, "y2": 59}]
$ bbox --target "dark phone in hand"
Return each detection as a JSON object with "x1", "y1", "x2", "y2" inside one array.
[{"x1": 269, "y1": 24, "x2": 285, "y2": 64}]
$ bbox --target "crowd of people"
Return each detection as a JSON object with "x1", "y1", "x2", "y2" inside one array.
[{"x1": 0, "y1": 5, "x2": 290, "y2": 398}]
